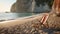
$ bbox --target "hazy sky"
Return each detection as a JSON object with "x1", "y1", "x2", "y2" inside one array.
[{"x1": 0, "y1": 0, "x2": 16, "y2": 12}]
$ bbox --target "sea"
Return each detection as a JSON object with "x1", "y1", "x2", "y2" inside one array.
[{"x1": 0, "y1": 13, "x2": 39, "y2": 21}]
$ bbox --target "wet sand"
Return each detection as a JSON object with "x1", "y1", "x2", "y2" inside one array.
[{"x1": 0, "y1": 14, "x2": 43, "y2": 27}]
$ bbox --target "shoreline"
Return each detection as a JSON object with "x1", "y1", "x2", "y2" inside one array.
[
  {"x1": 0, "y1": 13, "x2": 45, "y2": 27},
  {"x1": 0, "y1": 13, "x2": 60, "y2": 34}
]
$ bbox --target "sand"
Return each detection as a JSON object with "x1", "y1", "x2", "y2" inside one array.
[
  {"x1": 0, "y1": 13, "x2": 60, "y2": 34},
  {"x1": 0, "y1": 13, "x2": 44, "y2": 27}
]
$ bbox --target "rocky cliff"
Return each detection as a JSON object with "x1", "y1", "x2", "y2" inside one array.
[
  {"x1": 11, "y1": 3, "x2": 16, "y2": 12},
  {"x1": 11, "y1": 0, "x2": 32, "y2": 13},
  {"x1": 11, "y1": 0, "x2": 54, "y2": 13}
]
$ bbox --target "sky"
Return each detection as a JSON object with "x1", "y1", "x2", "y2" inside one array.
[{"x1": 0, "y1": 0, "x2": 16, "y2": 12}]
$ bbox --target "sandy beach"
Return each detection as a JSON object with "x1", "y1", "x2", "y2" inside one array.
[
  {"x1": 0, "y1": 13, "x2": 60, "y2": 34},
  {"x1": 0, "y1": 13, "x2": 44, "y2": 27}
]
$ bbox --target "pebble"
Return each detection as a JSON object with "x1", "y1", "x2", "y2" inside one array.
[{"x1": 0, "y1": 19, "x2": 60, "y2": 34}]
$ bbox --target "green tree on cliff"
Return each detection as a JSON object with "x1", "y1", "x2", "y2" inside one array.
[{"x1": 35, "y1": 0, "x2": 54, "y2": 8}]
